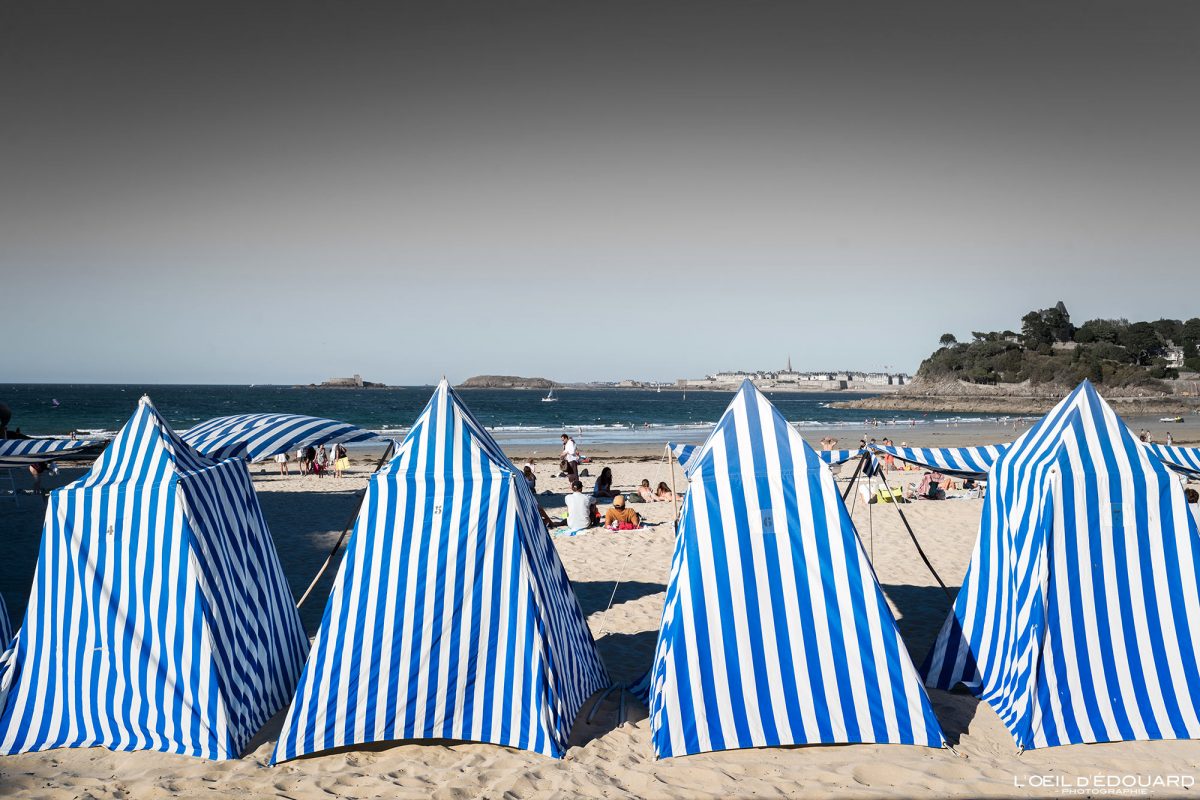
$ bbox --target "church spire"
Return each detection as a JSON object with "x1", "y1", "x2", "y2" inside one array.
[{"x1": 786, "y1": 354, "x2": 792, "y2": 372}]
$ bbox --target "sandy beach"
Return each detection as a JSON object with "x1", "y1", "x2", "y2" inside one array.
[{"x1": 1, "y1": 442, "x2": 1198, "y2": 799}]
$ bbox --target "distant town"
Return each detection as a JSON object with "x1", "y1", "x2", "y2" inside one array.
[
  {"x1": 310, "y1": 363, "x2": 913, "y2": 393},
  {"x1": 457, "y1": 360, "x2": 911, "y2": 393},
  {"x1": 633, "y1": 358, "x2": 909, "y2": 393}
]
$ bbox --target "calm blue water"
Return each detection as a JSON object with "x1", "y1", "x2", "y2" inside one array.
[{"x1": 1, "y1": 384, "x2": 972, "y2": 446}]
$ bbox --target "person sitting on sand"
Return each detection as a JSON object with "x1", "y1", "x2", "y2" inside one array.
[
  {"x1": 523, "y1": 465, "x2": 537, "y2": 491},
  {"x1": 603, "y1": 495, "x2": 641, "y2": 530},
  {"x1": 565, "y1": 480, "x2": 598, "y2": 532},
  {"x1": 592, "y1": 467, "x2": 620, "y2": 499},
  {"x1": 637, "y1": 479, "x2": 657, "y2": 503},
  {"x1": 655, "y1": 481, "x2": 681, "y2": 501}
]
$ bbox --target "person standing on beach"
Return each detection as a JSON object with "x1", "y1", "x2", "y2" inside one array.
[
  {"x1": 316, "y1": 444, "x2": 329, "y2": 477},
  {"x1": 275, "y1": 452, "x2": 290, "y2": 476},
  {"x1": 560, "y1": 433, "x2": 580, "y2": 482},
  {"x1": 1167, "y1": 431, "x2": 1173, "y2": 446},
  {"x1": 334, "y1": 443, "x2": 349, "y2": 478}
]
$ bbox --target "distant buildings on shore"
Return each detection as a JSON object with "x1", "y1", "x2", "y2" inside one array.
[
  {"x1": 674, "y1": 368, "x2": 909, "y2": 392},
  {"x1": 308, "y1": 374, "x2": 388, "y2": 389},
  {"x1": 605, "y1": 360, "x2": 911, "y2": 393}
]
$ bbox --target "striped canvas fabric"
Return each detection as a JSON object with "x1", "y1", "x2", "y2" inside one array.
[
  {"x1": 921, "y1": 380, "x2": 1200, "y2": 750},
  {"x1": 182, "y1": 413, "x2": 378, "y2": 462},
  {"x1": 0, "y1": 397, "x2": 308, "y2": 760},
  {"x1": 0, "y1": 438, "x2": 102, "y2": 469},
  {"x1": 669, "y1": 442, "x2": 702, "y2": 476},
  {"x1": 646, "y1": 381, "x2": 944, "y2": 758},
  {"x1": 1146, "y1": 443, "x2": 1200, "y2": 480},
  {"x1": 868, "y1": 444, "x2": 1009, "y2": 479},
  {"x1": 815, "y1": 448, "x2": 862, "y2": 466},
  {"x1": 272, "y1": 380, "x2": 608, "y2": 763}
]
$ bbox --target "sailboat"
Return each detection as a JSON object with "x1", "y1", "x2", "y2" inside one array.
[{"x1": 542, "y1": 389, "x2": 558, "y2": 403}]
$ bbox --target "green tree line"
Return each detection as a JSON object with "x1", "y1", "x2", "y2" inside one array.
[{"x1": 920, "y1": 302, "x2": 1200, "y2": 387}]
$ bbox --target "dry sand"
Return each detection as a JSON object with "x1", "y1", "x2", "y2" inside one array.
[{"x1": 1, "y1": 452, "x2": 1199, "y2": 799}]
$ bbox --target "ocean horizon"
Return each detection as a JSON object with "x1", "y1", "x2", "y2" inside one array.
[{"x1": 0, "y1": 383, "x2": 1027, "y2": 447}]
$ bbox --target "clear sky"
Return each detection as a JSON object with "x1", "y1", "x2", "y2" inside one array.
[{"x1": 2, "y1": 1, "x2": 1198, "y2": 384}]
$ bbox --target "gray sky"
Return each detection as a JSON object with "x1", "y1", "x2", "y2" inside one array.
[{"x1": 3, "y1": 1, "x2": 1198, "y2": 384}]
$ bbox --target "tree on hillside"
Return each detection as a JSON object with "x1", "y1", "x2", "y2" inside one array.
[
  {"x1": 939, "y1": 333, "x2": 958, "y2": 347},
  {"x1": 1021, "y1": 302, "x2": 1075, "y2": 347},
  {"x1": 1074, "y1": 318, "x2": 1125, "y2": 344},
  {"x1": 1118, "y1": 322, "x2": 1166, "y2": 366},
  {"x1": 1151, "y1": 318, "x2": 1183, "y2": 345}
]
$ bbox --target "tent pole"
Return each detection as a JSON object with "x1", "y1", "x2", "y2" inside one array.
[
  {"x1": 669, "y1": 444, "x2": 679, "y2": 525},
  {"x1": 841, "y1": 452, "x2": 867, "y2": 503},
  {"x1": 296, "y1": 439, "x2": 395, "y2": 609},
  {"x1": 876, "y1": 469, "x2": 954, "y2": 604}
]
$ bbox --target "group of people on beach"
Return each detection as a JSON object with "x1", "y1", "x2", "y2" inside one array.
[
  {"x1": 1139, "y1": 429, "x2": 1173, "y2": 446},
  {"x1": 510, "y1": 434, "x2": 687, "y2": 535},
  {"x1": 274, "y1": 443, "x2": 350, "y2": 478}
]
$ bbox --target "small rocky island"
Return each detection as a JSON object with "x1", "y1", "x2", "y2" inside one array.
[
  {"x1": 458, "y1": 375, "x2": 557, "y2": 389},
  {"x1": 304, "y1": 374, "x2": 388, "y2": 389}
]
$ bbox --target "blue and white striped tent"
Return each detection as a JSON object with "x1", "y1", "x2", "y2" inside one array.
[
  {"x1": 645, "y1": 381, "x2": 944, "y2": 758},
  {"x1": 0, "y1": 397, "x2": 308, "y2": 760},
  {"x1": 868, "y1": 443, "x2": 1009, "y2": 479},
  {"x1": 668, "y1": 442, "x2": 702, "y2": 476},
  {"x1": 1146, "y1": 443, "x2": 1200, "y2": 480},
  {"x1": 272, "y1": 380, "x2": 608, "y2": 762},
  {"x1": 921, "y1": 380, "x2": 1200, "y2": 750},
  {"x1": 182, "y1": 413, "x2": 379, "y2": 463},
  {"x1": 0, "y1": 437, "x2": 102, "y2": 469}
]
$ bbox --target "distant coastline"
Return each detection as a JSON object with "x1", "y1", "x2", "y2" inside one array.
[{"x1": 831, "y1": 380, "x2": 1200, "y2": 416}]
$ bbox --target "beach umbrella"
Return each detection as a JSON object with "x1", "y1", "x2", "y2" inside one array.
[
  {"x1": 0, "y1": 438, "x2": 102, "y2": 469},
  {"x1": 182, "y1": 413, "x2": 379, "y2": 462}
]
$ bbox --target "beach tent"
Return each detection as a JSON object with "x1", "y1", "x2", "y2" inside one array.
[
  {"x1": 272, "y1": 380, "x2": 608, "y2": 763},
  {"x1": 0, "y1": 437, "x2": 102, "y2": 469},
  {"x1": 182, "y1": 413, "x2": 379, "y2": 463},
  {"x1": 921, "y1": 380, "x2": 1200, "y2": 750},
  {"x1": 668, "y1": 442, "x2": 702, "y2": 476},
  {"x1": 1145, "y1": 443, "x2": 1200, "y2": 480},
  {"x1": 0, "y1": 397, "x2": 308, "y2": 760},
  {"x1": 868, "y1": 443, "x2": 1009, "y2": 480},
  {"x1": 644, "y1": 380, "x2": 944, "y2": 758}
]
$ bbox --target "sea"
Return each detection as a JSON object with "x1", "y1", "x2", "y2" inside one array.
[{"x1": 0, "y1": 384, "x2": 1021, "y2": 447}]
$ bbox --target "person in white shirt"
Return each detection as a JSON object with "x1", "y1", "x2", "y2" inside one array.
[
  {"x1": 564, "y1": 480, "x2": 596, "y2": 532},
  {"x1": 560, "y1": 434, "x2": 581, "y2": 480}
]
